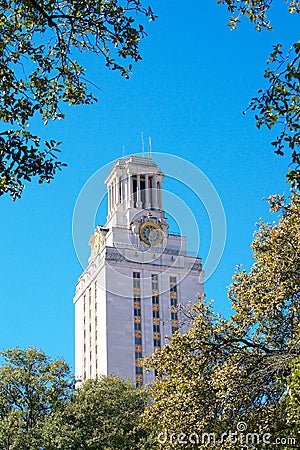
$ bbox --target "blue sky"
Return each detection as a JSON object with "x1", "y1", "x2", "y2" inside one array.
[{"x1": 0, "y1": 1, "x2": 298, "y2": 370}]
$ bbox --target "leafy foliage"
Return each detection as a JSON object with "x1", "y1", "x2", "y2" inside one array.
[
  {"x1": 229, "y1": 192, "x2": 300, "y2": 349},
  {"x1": 249, "y1": 42, "x2": 300, "y2": 188},
  {"x1": 286, "y1": 356, "x2": 300, "y2": 431},
  {"x1": 0, "y1": 347, "x2": 73, "y2": 450},
  {"x1": 45, "y1": 375, "x2": 151, "y2": 449},
  {"x1": 0, "y1": 348, "x2": 151, "y2": 449},
  {"x1": 217, "y1": 0, "x2": 300, "y2": 31},
  {"x1": 218, "y1": 0, "x2": 300, "y2": 187},
  {"x1": 0, "y1": 0, "x2": 155, "y2": 199},
  {"x1": 142, "y1": 193, "x2": 300, "y2": 449}
]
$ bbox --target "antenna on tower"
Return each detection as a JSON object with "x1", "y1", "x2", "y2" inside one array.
[
  {"x1": 141, "y1": 132, "x2": 145, "y2": 157},
  {"x1": 122, "y1": 145, "x2": 125, "y2": 157},
  {"x1": 148, "y1": 136, "x2": 152, "y2": 157}
]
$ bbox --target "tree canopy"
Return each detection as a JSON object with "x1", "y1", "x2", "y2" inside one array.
[
  {"x1": 142, "y1": 192, "x2": 300, "y2": 449},
  {"x1": 0, "y1": 348, "x2": 151, "y2": 449},
  {"x1": 0, "y1": 0, "x2": 155, "y2": 199},
  {"x1": 0, "y1": 347, "x2": 72, "y2": 450},
  {"x1": 45, "y1": 375, "x2": 151, "y2": 449},
  {"x1": 219, "y1": 0, "x2": 300, "y2": 188},
  {"x1": 286, "y1": 356, "x2": 300, "y2": 433}
]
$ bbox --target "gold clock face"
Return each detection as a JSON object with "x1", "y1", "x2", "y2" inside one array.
[{"x1": 140, "y1": 222, "x2": 164, "y2": 246}]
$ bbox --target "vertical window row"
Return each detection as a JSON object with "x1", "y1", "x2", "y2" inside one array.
[
  {"x1": 94, "y1": 282, "x2": 98, "y2": 375},
  {"x1": 83, "y1": 282, "x2": 98, "y2": 381},
  {"x1": 152, "y1": 274, "x2": 161, "y2": 351},
  {"x1": 133, "y1": 272, "x2": 143, "y2": 387},
  {"x1": 170, "y1": 276, "x2": 179, "y2": 334}
]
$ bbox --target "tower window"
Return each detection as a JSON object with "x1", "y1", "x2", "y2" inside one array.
[
  {"x1": 148, "y1": 176, "x2": 153, "y2": 208},
  {"x1": 140, "y1": 176, "x2": 146, "y2": 208},
  {"x1": 152, "y1": 274, "x2": 161, "y2": 352},
  {"x1": 133, "y1": 272, "x2": 143, "y2": 387},
  {"x1": 133, "y1": 272, "x2": 140, "y2": 289},
  {"x1": 152, "y1": 295, "x2": 159, "y2": 304},
  {"x1": 132, "y1": 176, "x2": 137, "y2": 207},
  {"x1": 170, "y1": 277, "x2": 179, "y2": 334}
]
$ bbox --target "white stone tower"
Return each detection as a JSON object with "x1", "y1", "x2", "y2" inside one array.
[{"x1": 74, "y1": 155, "x2": 204, "y2": 386}]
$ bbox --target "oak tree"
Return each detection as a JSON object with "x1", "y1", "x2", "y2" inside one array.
[
  {"x1": 286, "y1": 356, "x2": 300, "y2": 434},
  {"x1": 43, "y1": 375, "x2": 151, "y2": 450},
  {"x1": 0, "y1": 347, "x2": 73, "y2": 450},
  {"x1": 0, "y1": 0, "x2": 155, "y2": 199},
  {"x1": 0, "y1": 348, "x2": 152, "y2": 449},
  {"x1": 142, "y1": 192, "x2": 300, "y2": 449}
]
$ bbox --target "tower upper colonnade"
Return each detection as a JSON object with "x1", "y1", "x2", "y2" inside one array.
[{"x1": 105, "y1": 155, "x2": 163, "y2": 221}]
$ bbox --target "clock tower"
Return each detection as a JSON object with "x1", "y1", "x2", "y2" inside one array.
[{"x1": 74, "y1": 155, "x2": 204, "y2": 386}]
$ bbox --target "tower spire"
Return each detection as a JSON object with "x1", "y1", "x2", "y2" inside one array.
[
  {"x1": 141, "y1": 132, "x2": 145, "y2": 157},
  {"x1": 148, "y1": 136, "x2": 152, "y2": 157}
]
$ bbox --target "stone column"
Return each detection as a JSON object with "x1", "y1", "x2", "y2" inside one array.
[
  {"x1": 145, "y1": 174, "x2": 150, "y2": 209},
  {"x1": 128, "y1": 173, "x2": 133, "y2": 208},
  {"x1": 121, "y1": 177, "x2": 126, "y2": 204},
  {"x1": 158, "y1": 176, "x2": 163, "y2": 209},
  {"x1": 116, "y1": 177, "x2": 120, "y2": 206},
  {"x1": 108, "y1": 185, "x2": 111, "y2": 214},
  {"x1": 124, "y1": 175, "x2": 128, "y2": 205},
  {"x1": 111, "y1": 182, "x2": 115, "y2": 209},
  {"x1": 114, "y1": 178, "x2": 117, "y2": 208},
  {"x1": 137, "y1": 174, "x2": 141, "y2": 208},
  {"x1": 114, "y1": 178, "x2": 118, "y2": 208},
  {"x1": 153, "y1": 174, "x2": 158, "y2": 209}
]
